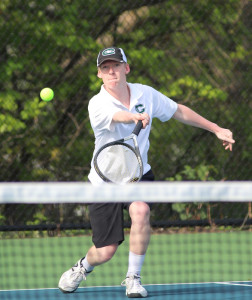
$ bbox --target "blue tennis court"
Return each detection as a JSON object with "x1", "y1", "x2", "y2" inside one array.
[{"x1": 1, "y1": 282, "x2": 252, "y2": 300}]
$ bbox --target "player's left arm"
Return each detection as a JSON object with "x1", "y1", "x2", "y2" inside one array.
[{"x1": 172, "y1": 104, "x2": 235, "y2": 151}]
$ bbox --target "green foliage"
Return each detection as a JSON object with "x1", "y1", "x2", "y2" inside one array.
[
  {"x1": 21, "y1": 98, "x2": 48, "y2": 120},
  {"x1": 0, "y1": 114, "x2": 26, "y2": 133},
  {"x1": 167, "y1": 164, "x2": 218, "y2": 181},
  {"x1": 165, "y1": 163, "x2": 217, "y2": 222},
  {"x1": 1, "y1": 0, "x2": 250, "y2": 182},
  {"x1": 26, "y1": 212, "x2": 48, "y2": 226},
  {"x1": 0, "y1": 214, "x2": 6, "y2": 225},
  {"x1": 168, "y1": 76, "x2": 228, "y2": 102},
  {"x1": 172, "y1": 202, "x2": 208, "y2": 221}
]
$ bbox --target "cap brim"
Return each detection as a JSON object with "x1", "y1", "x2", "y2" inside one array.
[{"x1": 97, "y1": 58, "x2": 124, "y2": 67}]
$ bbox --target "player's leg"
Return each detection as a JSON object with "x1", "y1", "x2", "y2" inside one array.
[
  {"x1": 59, "y1": 203, "x2": 124, "y2": 293},
  {"x1": 58, "y1": 244, "x2": 118, "y2": 293},
  {"x1": 129, "y1": 201, "x2": 151, "y2": 256},
  {"x1": 122, "y1": 169, "x2": 154, "y2": 298},
  {"x1": 121, "y1": 202, "x2": 150, "y2": 298},
  {"x1": 85, "y1": 243, "x2": 118, "y2": 266}
]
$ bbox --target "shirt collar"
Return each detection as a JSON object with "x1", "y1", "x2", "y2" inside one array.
[
  {"x1": 100, "y1": 83, "x2": 143, "y2": 109},
  {"x1": 127, "y1": 83, "x2": 143, "y2": 109}
]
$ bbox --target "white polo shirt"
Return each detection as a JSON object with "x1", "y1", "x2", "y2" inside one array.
[{"x1": 88, "y1": 83, "x2": 178, "y2": 185}]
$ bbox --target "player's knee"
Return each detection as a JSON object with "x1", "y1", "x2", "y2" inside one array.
[
  {"x1": 129, "y1": 202, "x2": 150, "y2": 223},
  {"x1": 98, "y1": 244, "x2": 118, "y2": 262}
]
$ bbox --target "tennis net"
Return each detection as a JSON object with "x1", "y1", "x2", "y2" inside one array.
[{"x1": 0, "y1": 181, "x2": 252, "y2": 300}]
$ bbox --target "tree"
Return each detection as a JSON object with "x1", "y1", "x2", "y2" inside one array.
[{"x1": 0, "y1": 0, "x2": 251, "y2": 227}]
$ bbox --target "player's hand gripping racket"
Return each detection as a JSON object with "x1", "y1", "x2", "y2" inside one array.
[{"x1": 94, "y1": 120, "x2": 143, "y2": 184}]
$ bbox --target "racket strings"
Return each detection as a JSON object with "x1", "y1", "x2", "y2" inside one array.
[{"x1": 96, "y1": 144, "x2": 141, "y2": 184}]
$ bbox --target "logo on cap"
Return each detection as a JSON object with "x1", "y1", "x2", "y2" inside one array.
[{"x1": 102, "y1": 48, "x2": 116, "y2": 56}]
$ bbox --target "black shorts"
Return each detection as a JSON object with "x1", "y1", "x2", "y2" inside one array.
[{"x1": 88, "y1": 169, "x2": 155, "y2": 248}]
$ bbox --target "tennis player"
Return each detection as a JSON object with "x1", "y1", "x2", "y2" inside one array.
[{"x1": 59, "y1": 47, "x2": 235, "y2": 298}]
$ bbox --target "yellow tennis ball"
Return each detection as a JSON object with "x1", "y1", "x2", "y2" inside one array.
[{"x1": 40, "y1": 88, "x2": 54, "y2": 102}]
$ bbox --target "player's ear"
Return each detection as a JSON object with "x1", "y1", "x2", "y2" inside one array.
[
  {"x1": 97, "y1": 68, "x2": 102, "y2": 78},
  {"x1": 125, "y1": 63, "x2": 130, "y2": 75}
]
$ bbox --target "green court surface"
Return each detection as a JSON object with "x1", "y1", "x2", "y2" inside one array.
[{"x1": 1, "y1": 231, "x2": 252, "y2": 290}]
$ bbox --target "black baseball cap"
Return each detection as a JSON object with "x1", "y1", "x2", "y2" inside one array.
[{"x1": 97, "y1": 47, "x2": 127, "y2": 67}]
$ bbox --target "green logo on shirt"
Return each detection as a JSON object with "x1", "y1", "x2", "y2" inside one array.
[{"x1": 135, "y1": 104, "x2": 145, "y2": 113}]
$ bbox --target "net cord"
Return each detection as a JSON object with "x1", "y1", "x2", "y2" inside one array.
[{"x1": 0, "y1": 181, "x2": 251, "y2": 204}]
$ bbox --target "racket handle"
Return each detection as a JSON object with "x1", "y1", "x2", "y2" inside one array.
[{"x1": 132, "y1": 120, "x2": 143, "y2": 136}]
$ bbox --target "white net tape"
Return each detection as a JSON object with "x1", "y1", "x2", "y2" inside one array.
[{"x1": 0, "y1": 181, "x2": 251, "y2": 204}]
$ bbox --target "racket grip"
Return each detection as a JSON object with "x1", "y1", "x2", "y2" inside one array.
[{"x1": 132, "y1": 120, "x2": 143, "y2": 136}]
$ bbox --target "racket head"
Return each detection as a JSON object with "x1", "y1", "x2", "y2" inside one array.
[{"x1": 94, "y1": 141, "x2": 143, "y2": 184}]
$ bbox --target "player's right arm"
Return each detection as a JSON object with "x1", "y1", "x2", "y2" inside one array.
[{"x1": 113, "y1": 111, "x2": 150, "y2": 128}]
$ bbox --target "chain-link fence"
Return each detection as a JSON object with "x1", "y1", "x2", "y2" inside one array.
[
  {"x1": 0, "y1": 1, "x2": 251, "y2": 231},
  {"x1": 1, "y1": 0, "x2": 251, "y2": 182}
]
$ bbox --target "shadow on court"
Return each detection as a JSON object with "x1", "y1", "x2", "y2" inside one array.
[{"x1": 1, "y1": 283, "x2": 252, "y2": 300}]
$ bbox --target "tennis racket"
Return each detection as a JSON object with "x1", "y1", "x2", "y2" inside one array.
[{"x1": 94, "y1": 120, "x2": 143, "y2": 184}]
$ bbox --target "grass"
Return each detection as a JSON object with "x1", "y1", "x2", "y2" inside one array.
[{"x1": 1, "y1": 231, "x2": 252, "y2": 290}]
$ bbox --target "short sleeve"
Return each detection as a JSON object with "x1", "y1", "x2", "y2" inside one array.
[
  {"x1": 151, "y1": 88, "x2": 178, "y2": 121},
  {"x1": 88, "y1": 96, "x2": 121, "y2": 132}
]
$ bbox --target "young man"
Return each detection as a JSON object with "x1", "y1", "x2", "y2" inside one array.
[{"x1": 58, "y1": 47, "x2": 235, "y2": 298}]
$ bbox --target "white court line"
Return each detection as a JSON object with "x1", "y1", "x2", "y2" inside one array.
[
  {"x1": 0, "y1": 286, "x2": 120, "y2": 292},
  {"x1": 2, "y1": 281, "x2": 251, "y2": 292},
  {"x1": 215, "y1": 281, "x2": 252, "y2": 287}
]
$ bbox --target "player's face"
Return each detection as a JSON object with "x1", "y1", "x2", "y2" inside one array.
[{"x1": 97, "y1": 60, "x2": 130, "y2": 88}]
